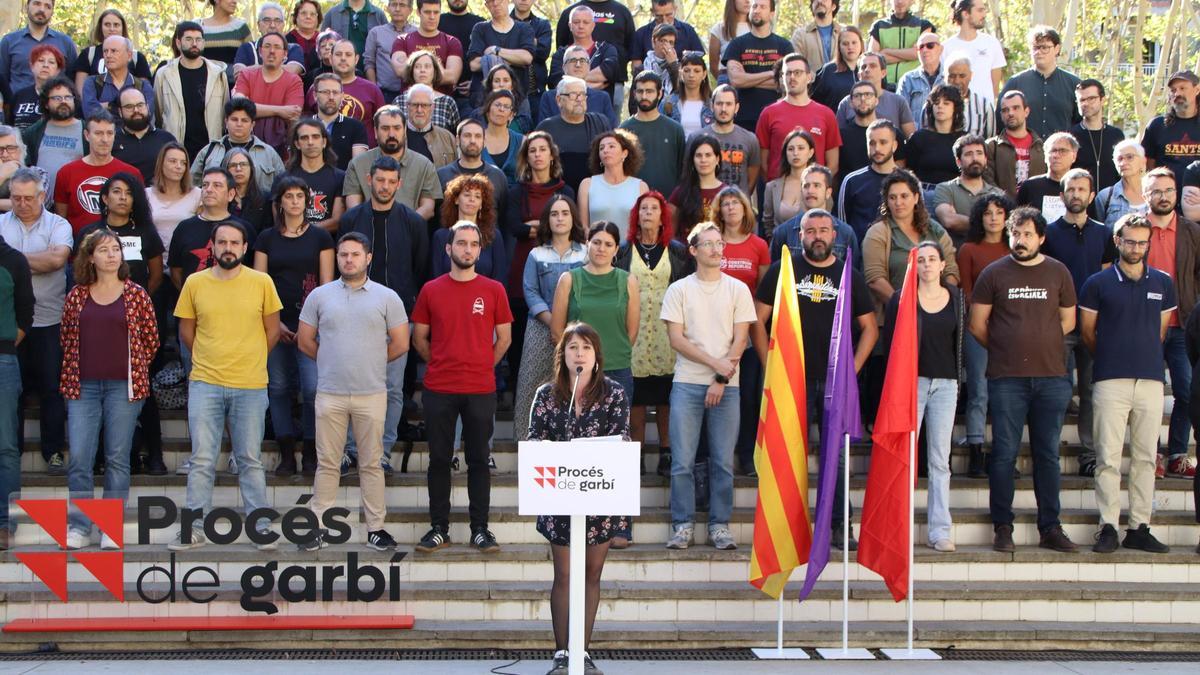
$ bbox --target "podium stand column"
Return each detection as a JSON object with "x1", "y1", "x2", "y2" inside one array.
[{"x1": 568, "y1": 514, "x2": 585, "y2": 675}]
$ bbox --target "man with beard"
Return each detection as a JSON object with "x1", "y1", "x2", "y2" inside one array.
[
  {"x1": 700, "y1": 86, "x2": 760, "y2": 195},
  {"x1": 725, "y1": 0, "x2": 794, "y2": 132},
  {"x1": 80, "y1": 36, "x2": 156, "y2": 120},
  {"x1": 232, "y1": 32, "x2": 305, "y2": 151},
  {"x1": 984, "y1": 91, "x2": 1046, "y2": 200},
  {"x1": 1041, "y1": 168, "x2": 1116, "y2": 478},
  {"x1": 931, "y1": 134, "x2": 1004, "y2": 244},
  {"x1": 1142, "y1": 70, "x2": 1200, "y2": 198},
  {"x1": 21, "y1": 76, "x2": 82, "y2": 201},
  {"x1": 834, "y1": 52, "x2": 915, "y2": 138},
  {"x1": 1081, "y1": 214, "x2": 1175, "y2": 553},
  {"x1": 0, "y1": 0, "x2": 78, "y2": 94},
  {"x1": 437, "y1": 119, "x2": 507, "y2": 216},
  {"x1": 304, "y1": 39, "x2": 386, "y2": 146},
  {"x1": 189, "y1": 98, "x2": 287, "y2": 195},
  {"x1": 534, "y1": 76, "x2": 613, "y2": 194},
  {"x1": 155, "y1": 22, "x2": 230, "y2": 162},
  {"x1": 312, "y1": 74, "x2": 370, "y2": 171},
  {"x1": 620, "y1": 71, "x2": 685, "y2": 197},
  {"x1": 344, "y1": 105, "x2": 441, "y2": 219},
  {"x1": 296, "y1": 231, "x2": 410, "y2": 552},
  {"x1": 836, "y1": 80, "x2": 881, "y2": 183},
  {"x1": 52, "y1": 110, "x2": 142, "y2": 235},
  {"x1": 791, "y1": 0, "x2": 843, "y2": 74},
  {"x1": 970, "y1": 207, "x2": 1078, "y2": 554},
  {"x1": 768, "y1": 164, "x2": 858, "y2": 267},
  {"x1": 759, "y1": 53, "x2": 842, "y2": 181},
  {"x1": 412, "y1": 220, "x2": 512, "y2": 555},
  {"x1": 942, "y1": 0, "x2": 1005, "y2": 104},
  {"x1": 438, "y1": 0, "x2": 486, "y2": 111},
  {"x1": 403, "y1": 84, "x2": 456, "y2": 168},
  {"x1": 112, "y1": 87, "x2": 175, "y2": 187},
  {"x1": 1017, "y1": 132, "x2": 1079, "y2": 218},
  {"x1": 284, "y1": 118, "x2": 345, "y2": 232},
  {"x1": 1143, "y1": 167, "x2": 1200, "y2": 479},
  {"x1": 837, "y1": 119, "x2": 898, "y2": 240},
  {"x1": 1071, "y1": 79, "x2": 1125, "y2": 196},
  {"x1": 169, "y1": 220, "x2": 283, "y2": 552},
  {"x1": 755, "y1": 209, "x2": 877, "y2": 549},
  {"x1": 338, "y1": 156, "x2": 428, "y2": 476}
]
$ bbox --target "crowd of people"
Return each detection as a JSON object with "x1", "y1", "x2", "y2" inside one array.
[{"x1": 1, "y1": 0, "x2": 1200, "y2": 671}]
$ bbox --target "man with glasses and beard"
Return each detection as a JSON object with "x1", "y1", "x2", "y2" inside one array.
[
  {"x1": 312, "y1": 74, "x2": 370, "y2": 171},
  {"x1": 931, "y1": 134, "x2": 1004, "y2": 245},
  {"x1": 970, "y1": 206, "x2": 1078, "y2": 554},
  {"x1": 111, "y1": 87, "x2": 175, "y2": 187},
  {"x1": 22, "y1": 76, "x2": 83, "y2": 201},
  {"x1": 755, "y1": 209, "x2": 877, "y2": 549},
  {"x1": 155, "y1": 22, "x2": 230, "y2": 162},
  {"x1": 169, "y1": 220, "x2": 282, "y2": 551}
]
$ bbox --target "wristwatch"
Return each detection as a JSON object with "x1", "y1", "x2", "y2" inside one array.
[{"x1": 713, "y1": 374, "x2": 729, "y2": 385}]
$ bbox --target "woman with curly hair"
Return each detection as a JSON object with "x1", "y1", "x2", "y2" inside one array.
[
  {"x1": 577, "y1": 129, "x2": 648, "y2": 236},
  {"x1": 432, "y1": 173, "x2": 507, "y2": 282}
]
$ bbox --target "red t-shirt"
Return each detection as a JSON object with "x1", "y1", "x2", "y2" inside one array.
[
  {"x1": 391, "y1": 31, "x2": 464, "y2": 96},
  {"x1": 755, "y1": 99, "x2": 842, "y2": 181},
  {"x1": 233, "y1": 67, "x2": 304, "y2": 149},
  {"x1": 305, "y1": 76, "x2": 386, "y2": 145},
  {"x1": 719, "y1": 235, "x2": 770, "y2": 292},
  {"x1": 53, "y1": 157, "x2": 142, "y2": 234},
  {"x1": 1007, "y1": 132, "x2": 1034, "y2": 185},
  {"x1": 411, "y1": 273, "x2": 514, "y2": 394}
]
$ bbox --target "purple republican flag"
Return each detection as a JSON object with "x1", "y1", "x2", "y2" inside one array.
[{"x1": 798, "y1": 255, "x2": 864, "y2": 601}]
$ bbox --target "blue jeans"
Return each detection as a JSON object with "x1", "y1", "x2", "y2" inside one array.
[
  {"x1": 606, "y1": 367, "x2": 634, "y2": 400},
  {"x1": 669, "y1": 382, "x2": 738, "y2": 527},
  {"x1": 0, "y1": 354, "x2": 21, "y2": 530},
  {"x1": 988, "y1": 376, "x2": 1071, "y2": 532},
  {"x1": 963, "y1": 332, "x2": 988, "y2": 445},
  {"x1": 17, "y1": 324, "x2": 64, "y2": 459},
  {"x1": 66, "y1": 381, "x2": 144, "y2": 533},
  {"x1": 918, "y1": 377, "x2": 958, "y2": 544},
  {"x1": 1164, "y1": 326, "x2": 1191, "y2": 457},
  {"x1": 346, "y1": 351, "x2": 407, "y2": 462},
  {"x1": 266, "y1": 341, "x2": 317, "y2": 440},
  {"x1": 185, "y1": 381, "x2": 269, "y2": 523},
  {"x1": 1063, "y1": 328, "x2": 1094, "y2": 452}
]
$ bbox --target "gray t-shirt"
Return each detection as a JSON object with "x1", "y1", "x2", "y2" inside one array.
[
  {"x1": 38, "y1": 120, "x2": 84, "y2": 200},
  {"x1": 0, "y1": 210, "x2": 74, "y2": 327},
  {"x1": 702, "y1": 124, "x2": 762, "y2": 195},
  {"x1": 298, "y1": 278, "x2": 408, "y2": 394},
  {"x1": 836, "y1": 90, "x2": 915, "y2": 131}
]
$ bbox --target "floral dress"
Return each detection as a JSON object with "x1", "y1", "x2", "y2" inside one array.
[{"x1": 528, "y1": 378, "x2": 632, "y2": 546}]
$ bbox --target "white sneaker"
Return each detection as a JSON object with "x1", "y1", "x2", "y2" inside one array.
[
  {"x1": 227, "y1": 455, "x2": 239, "y2": 475},
  {"x1": 65, "y1": 528, "x2": 90, "y2": 550},
  {"x1": 665, "y1": 523, "x2": 693, "y2": 549},
  {"x1": 175, "y1": 458, "x2": 192, "y2": 475},
  {"x1": 167, "y1": 528, "x2": 208, "y2": 551},
  {"x1": 100, "y1": 533, "x2": 120, "y2": 550},
  {"x1": 708, "y1": 526, "x2": 737, "y2": 550}
]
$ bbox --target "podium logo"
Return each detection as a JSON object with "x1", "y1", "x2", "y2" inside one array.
[
  {"x1": 533, "y1": 465, "x2": 557, "y2": 488},
  {"x1": 13, "y1": 498, "x2": 125, "y2": 602}
]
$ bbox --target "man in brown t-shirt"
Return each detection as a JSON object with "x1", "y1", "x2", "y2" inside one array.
[{"x1": 969, "y1": 206, "x2": 1078, "y2": 554}]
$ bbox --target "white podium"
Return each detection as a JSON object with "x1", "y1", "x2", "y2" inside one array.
[{"x1": 519, "y1": 440, "x2": 642, "y2": 675}]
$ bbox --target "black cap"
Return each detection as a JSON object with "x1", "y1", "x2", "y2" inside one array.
[{"x1": 1167, "y1": 70, "x2": 1199, "y2": 87}]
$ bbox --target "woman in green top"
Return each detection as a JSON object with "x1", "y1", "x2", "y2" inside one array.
[
  {"x1": 551, "y1": 220, "x2": 640, "y2": 547},
  {"x1": 200, "y1": 0, "x2": 252, "y2": 65}
]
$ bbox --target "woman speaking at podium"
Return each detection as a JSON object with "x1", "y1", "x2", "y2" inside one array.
[{"x1": 527, "y1": 321, "x2": 630, "y2": 675}]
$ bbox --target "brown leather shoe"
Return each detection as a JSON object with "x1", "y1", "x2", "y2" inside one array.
[
  {"x1": 992, "y1": 524, "x2": 1015, "y2": 552},
  {"x1": 1039, "y1": 526, "x2": 1078, "y2": 553}
]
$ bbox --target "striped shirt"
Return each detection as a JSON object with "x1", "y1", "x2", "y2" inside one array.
[{"x1": 963, "y1": 90, "x2": 995, "y2": 139}]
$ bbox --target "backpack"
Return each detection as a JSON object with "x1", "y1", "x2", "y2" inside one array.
[{"x1": 91, "y1": 72, "x2": 148, "y2": 102}]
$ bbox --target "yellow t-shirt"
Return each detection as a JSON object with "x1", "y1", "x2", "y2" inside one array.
[{"x1": 174, "y1": 267, "x2": 283, "y2": 389}]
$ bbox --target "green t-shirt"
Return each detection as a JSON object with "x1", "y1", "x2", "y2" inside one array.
[{"x1": 566, "y1": 267, "x2": 632, "y2": 371}]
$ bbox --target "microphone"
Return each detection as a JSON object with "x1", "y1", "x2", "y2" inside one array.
[{"x1": 565, "y1": 366, "x2": 584, "y2": 441}]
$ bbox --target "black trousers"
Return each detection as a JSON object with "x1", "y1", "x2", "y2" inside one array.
[{"x1": 424, "y1": 390, "x2": 496, "y2": 531}]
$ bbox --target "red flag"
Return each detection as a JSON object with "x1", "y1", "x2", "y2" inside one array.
[{"x1": 857, "y1": 248, "x2": 919, "y2": 602}]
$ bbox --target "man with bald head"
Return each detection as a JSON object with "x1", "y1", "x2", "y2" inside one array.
[{"x1": 80, "y1": 35, "x2": 155, "y2": 119}]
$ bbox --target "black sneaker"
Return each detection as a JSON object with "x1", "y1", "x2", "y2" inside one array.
[
  {"x1": 831, "y1": 526, "x2": 858, "y2": 551},
  {"x1": 547, "y1": 650, "x2": 569, "y2": 674},
  {"x1": 656, "y1": 451, "x2": 671, "y2": 477},
  {"x1": 471, "y1": 527, "x2": 500, "y2": 553},
  {"x1": 381, "y1": 461, "x2": 394, "y2": 477},
  {"x1": 1078, "y1": 456, "x2": 1096, "y2": 478},
  {"x1": 46, "y1": 452, "x2": 66, "y2": 476},
  {"x1": 450, "y1": 455, "x2": 461, "y2": 471},
  {"x1": 583, "y1": 652, "x2": 603, "y2": 675},
  {"x1": 415, "y1": 527, "x2": 451, "y2": 553},
  {"x1": 487, "y1": 454, "x2": 497, "y2": 470},
  {"x1": 366, "y1": 529, "x2": 398, "y2": 551},
  {"x1": 145, "y1": 455, "x2": 168, "y2": 476},
  {"x1": 298, "y1": 529, "x2": 327, "y2": 552},
  {"x1": 1122, "y1": 524, "x2": 1170, "y2": 553},
  {"x1": 1092, "y1": 524, "x2": 1119, "y2": 553}
]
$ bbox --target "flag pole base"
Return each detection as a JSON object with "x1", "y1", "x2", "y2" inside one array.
[
  {"x1": 814, "y1": 647, "x2": 875, "y2": 660},
  {"x1": 880, "y1": 648, "x2": 940, "y2": 660},
  {"x1": 751, "y1": 648, "x2": 811, "y2": 660}
]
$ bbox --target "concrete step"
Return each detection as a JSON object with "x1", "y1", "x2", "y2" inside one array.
[
  {"x1": 13, "y1": 470, "x2": 1199, "y2": 512},
  {"x1": 6, "y1": 503, "x2": 1199, "y2": 547}
]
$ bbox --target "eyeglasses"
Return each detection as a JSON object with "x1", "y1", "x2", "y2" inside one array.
[
  {"x1": 1119, "y1": 238, "x2": 1150, "y2": 249},
  {"x1": 559, "y1": 91, "x2": 586, "y2": 100},
  {"x1": 918, "y1": 42, "x2": 940, "y2": 50},
  {"x1": 120, "y1": 102, "x2": 147, "y2": 112},
  {"x1": 1032, "y1": 43, "x2": 1056, "y2": 52},
  {"x1": 226, "y1": 161, "x2": 251, "y2": 170},
  {"x1": 1147, "y1": 188, "x2": 1176, "y2": 199},
  {"x1": 408, "y1": 101, "x2": 432, "y2": 109},
  {"x1": 851, "y1": 91, "x2": 876, "y2": 99},
  {"x1": 693, "y1": 240, "x2": 726, "y2": 251},
  {"x1": 49, "y1": 94, "x2": 74, "y2": 103},
  {"x1": 0, "y1": 145, "x2": 20, "y2": 155},
  {"x1": 565, "y1": 57, "x2": 588, "y2": 65},
  {"x1": 490, "y1": 103, "x2": 513, "y2": 111}
]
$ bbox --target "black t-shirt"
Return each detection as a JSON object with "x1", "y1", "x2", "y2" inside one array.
[
  {"x1": 76, "y1": 219, "x2": 165, "y2": 289},
  {"x1": 904, "y1": 129, "x2": 962, "y2": 185},
  {"x1": 1070, "y1": 123, "x2": 1125, "y2": 192},
  {"x1": 837, "y1": 122, "x2": 869, "y2": 184},
  {"x1": 407, "y1": 127, "x2": 433, "y2": 164},
  {"x1": 285, "y1": 164, "x2": 345, "y2": 223},
  {"x1": 467, "y1": 20, "x2": 536, "y2": 98},
  {"x1": 555, "y1": 0, "x2": 637, "y2": 79},
  {"x1": 1186, "y1": 160, "x2": 1200, "y2": 191},
  {"x1": 177, "y1": 63, "x2": 210, "y2": 160},
  {"x1": 253, "y1": 225, "x2": 334, "y2": 328},
  {"x1": 756, "y1": 253, "x2": 874, "y2": 375},
  {"x1": 440, "y1": 12, "x2": 487, "y2": 96},
  {"x1": 917, "y1": 298, "x2": 957, "y2": 379},
  {"x1": 167, "y1": 214, "x2": 255, "y2": 281},
  {"x1": 230, "y1": 189, "x2": 270, "y2": 234},
  {"x1": 369, "y1": 208, "x2": 390, "y2": 286},
  {"x1": 1015, "y1": 174, "x2": 1063, "y2": 212},
  {"x1": 113, "y1": 128, "x2": 176, "y2": 188},
  {"x1": 723, "y1": 32, "x2": 794, "y2": 129},
  {"x1": 327, "y1": 116, "x2": 369, "y2": 170},
  {"x1": 69, "y1": 46, "x2": 153, "y2": 81},
  {"x1": 1141, "y1": 114, "x2": 1200, "y2": 194},
  {"x1": 8, "y1": 85, "x2": 41, "y2": 130}
]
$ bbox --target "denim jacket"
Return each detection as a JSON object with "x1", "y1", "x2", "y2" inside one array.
[
  {"x1": 522, "y1": 242, "x2": 587, "y2": 316},
  {"x1": 1095, "y1": 181, "x2": 1149, "y2": 230},
  {"x1": 897, "y1": 66, "x2": 943, "y2": 131}
]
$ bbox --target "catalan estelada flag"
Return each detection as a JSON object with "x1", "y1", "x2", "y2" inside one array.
[{"x1": 749, "y1": 246, "x2": 811, "y2": 599}]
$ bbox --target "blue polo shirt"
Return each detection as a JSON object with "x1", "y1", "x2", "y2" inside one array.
[
  {"x1": 1078, "y1": 264, "x2": 1176, "y2": 382},
  {"x1": 1042, "y1": 216, "x2": 1118, "y2": 295}
]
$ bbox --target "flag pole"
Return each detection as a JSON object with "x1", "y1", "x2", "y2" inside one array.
[
  {"x1": 776, "y1": 592, "x2": 784, "y2": 655},
  {"x1": 842, "y1": 431, "x2": 850, "y2": 651},
  {"x1": 907, "y1": 428, "x2": 915, "y2": 653}
]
